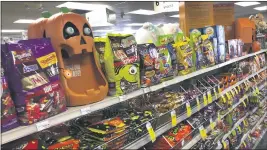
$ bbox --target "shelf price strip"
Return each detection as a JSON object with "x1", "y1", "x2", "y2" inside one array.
[
  {"x1": 171, "y1": 110, "x2": 177, "y2": 127},
  {"x1": 146, "y1": 122, "x2": 156, "y2": 143}
]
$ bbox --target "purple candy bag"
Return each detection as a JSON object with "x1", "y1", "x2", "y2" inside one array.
[
  {"x1": 1, "y1": 65, "x2": 20, "y2": 132},
  {"x1": 2, "y1": 38, "x2": 67, "y2": 125}
]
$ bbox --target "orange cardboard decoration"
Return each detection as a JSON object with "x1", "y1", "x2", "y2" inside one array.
[
  {"x1": 235, "y1": 18, "x2": 256, "y2": 44},
  {"x1": 28, "y1": 12, "x2": 108, "y2": 106},
  {"x1": 252, "y1": 41, "x2": 261, "y2": 52},
  {"x1": 28, "y1": 18, "x2": 48, "y2": 39}
]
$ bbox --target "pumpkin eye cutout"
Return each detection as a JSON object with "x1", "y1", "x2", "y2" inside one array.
[
  {"x1": 63, "y1": 22, "x2": 79, "y2": 39},
  {"x1": 129, "y1": 66, "x2": 137, "y2": 75},
  {"x1": 83, "y1": 23, "x2": 93, "y2": 37}
]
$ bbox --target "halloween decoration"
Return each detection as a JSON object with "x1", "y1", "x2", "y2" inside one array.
[
  {"x1": 249, "y1": 13, "x2": 267, "y2": 33},
  {"x1": 28, "y1": 9, "x2": 108, "y2": 106},
  {"x1": 28, "y1": 11, "x2": 51, "y2": 39}
]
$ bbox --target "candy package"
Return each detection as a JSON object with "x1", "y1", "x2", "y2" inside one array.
[
  {"x1": 105, "y1": 33, "x2": 140, "y2": 96},
  {"x1": 213, "y1": 38, "x2": 219, "y2": 64},
  {"x1": 228, "y1": 39, "x2": 238, "y2": 59},
  {"x1": 158, "y1": 34, "x2": 178, "y2": 76},
  {"x1": 138, "y1": 43, "x2": 161, "y2": 87},
  {"x1": 94, "y1": 37, "x2": 107, "y2": 76},
  {"x1": 158, "y1": 45, "x2": 173, "y2": 82},
  {"x1": 173, "y1": 37, "x2": 194, "y2": 75},
  {"x1": 1, "y1": 38, "x2": 67, "y2": 125},
  {"x1": 218, "y1": 44, "x2": 226, "y2": 63},
  {"x1": 237, "y1": 39, "x2": 244, "y2": 57},
  {"x1": 201, "y1": 35, "x2": 215, "y2": 67},
  {"x1": 190, "y1": 31, "x2": 204, "y2": 70},
  {"x1": 1, "y1": 65, "x2": 19, "y2": 132}
]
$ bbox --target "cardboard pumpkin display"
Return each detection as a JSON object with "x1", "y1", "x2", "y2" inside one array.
[
  {"x1": 28, "y1": 11, "x2": 51, "y2": 39},
  {"x1": 28, "y1": 10, "x2": 108, "y2": 106}
]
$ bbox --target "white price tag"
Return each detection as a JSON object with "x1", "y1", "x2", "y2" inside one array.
[
  {"x1": 81, "y1": 106, "x2": 91, "y2": 115},
  {"x1": 119, "y1": 95, "x2": 127, "y2": 102},
  {"x1": 36, "y1": 120, "x2": 50, "y2": 131},
  {"x1": 143, "y1": 87, "x2": 151, "y2": 94}
]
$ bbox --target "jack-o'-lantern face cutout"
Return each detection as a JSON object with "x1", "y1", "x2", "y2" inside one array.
[{"x1": 42, "y1": 12, "x2": 108, "y2": 106}]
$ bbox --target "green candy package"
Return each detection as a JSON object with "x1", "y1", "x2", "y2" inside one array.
[
  {"x1": 201, "y1": 35, "x2": 215, "y2": 67},
  {"x1": 158, "y1": 35, "x2": 178, "y2": 76},
  {"x1": 190, "y1": 31, "x2": 205, "y2": 70},
  {"x1": 104, "y1": 33, "x2": 140, "y2": 96},
  {"x1": 157, "y1": 45, "x2": 173, "y2": 82},
  {"x1": 173, "y1": 37, "x2": 194, "y2": 75},
  {"x1": 94, "y1": 37, "x2": 107, "y2": 77}
]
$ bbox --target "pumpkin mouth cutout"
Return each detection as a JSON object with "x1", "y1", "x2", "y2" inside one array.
[{"x1": 61, "y1": 45, "x2": 106, "y2": 96}]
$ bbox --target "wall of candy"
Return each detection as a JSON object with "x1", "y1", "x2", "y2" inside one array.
[{"x1": 1, "y1": 3, "x2": 267, "y2": 150}]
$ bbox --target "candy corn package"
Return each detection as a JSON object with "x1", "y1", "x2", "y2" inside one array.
[
  {"x1": 104, "y1": 33, "x2": 140, "y2": 96},
  {"x1": 1, "y1": 65, "x2": 19, "y2": 132},
  {"x1": 173, "y1": 37, "x2": 194, "y2": 75},
  {"x1": 1, "y1": 38, "x2": 67, "y2": 125},
  {"x1": 201, "y1": 35, "x2": 215, "y2": 67},
  {"x1": 138, "y1": 43, "x2": 161, "y2": 87}
]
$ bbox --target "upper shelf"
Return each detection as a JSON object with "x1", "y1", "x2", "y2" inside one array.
[{"x1": 2, "y1": 49, "x2": 267, "y2": 144}]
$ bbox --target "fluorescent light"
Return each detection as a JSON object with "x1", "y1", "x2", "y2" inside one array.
[
  {"x1": 254, "y1": 5, "x2": 267, "y2": 11},
  {"x1": 127, "y1": 9, "x2": 159, "y2": 15},
  {"x1": 235, "y1": 2, "x2": 260, "y2": 7},
  {"x1": 2, "y1": 30, "x2": 25, "y2": 33},
  {"x1": 56, "y1": 2, "x2": 107, "y2": 11},
  {"x1": 93, "y1": 29, "x2": 113, "y2": 33},
  {"x1": 14, "y1": 19, "x2": 36, "y2": 24},
  {"x1": 125, "y1": 23, "x2": 144, "y2": 26},
  {"x1": 170, "y1": 14, "x2": 180, "y2": 18}
]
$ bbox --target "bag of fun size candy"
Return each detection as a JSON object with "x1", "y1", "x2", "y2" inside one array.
[
  {"x1": 190, "y1": 31, "x2": 204, "y2": 70},
  {"x1": 104, "y1": 33, "x2": 140, "y2": 96},
  {"x1": 138, "y1": 43, "x2": 162, "y2": 87},
  {"x1": 1, "y1": 38, "x2": 67, "y2": 125},
  {"x1": 94, "y1": 37, "x2": 107, "y2": 77},
  {"x1": 173, "y1": 35, "x2": 194, "y2": 75},
  {"x1": 1, "y1": 64, "x2": 20, "y2": 132},
  {"x1": 158, "y1": 34, "x2": 178, "y2": 77},
  {"x1": 201, "y1": 35, "x2": 215, "y2": 67}
]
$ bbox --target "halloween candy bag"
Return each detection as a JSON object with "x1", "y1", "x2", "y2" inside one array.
[
  {"x1": 1, "y1": 65, "x2": 19, "y2": 132},
  {"x1": 2, "y1": 38, "x2": 67, "y2": 125},
  {"x1": 94, "y1": 37, "x2": 107, "y2": 77},
  {"x1": 201, "y1": 35, "x2": 215, "y2": 67},
  {"x1": 138, "y1": 43, "x2": 161, "y2": 87},
  {"x1": 105, "y1": 33, "x2": 140, "y2": 96},
  {"x1": 190, "y1": 31, "x2": 204, "y2": 70},
  {"x1": 158, "y1": 34, "x2": 178, "y2": 76},
  {"x1": 173, "y1": 37, "x2": 194, "y2": 75}
]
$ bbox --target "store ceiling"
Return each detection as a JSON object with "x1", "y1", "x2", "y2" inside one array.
[{"x1": 1, "y1": 1, "x2": 267, "y2": 37}]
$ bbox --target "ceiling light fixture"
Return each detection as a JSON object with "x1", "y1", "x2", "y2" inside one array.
[
  {"x1": 125, "y1": 23, "x2": 144, "y2": 26},
  {"x1": 56, "y1": 2, "x2": 107, "y2": 11},
  {"x1": 127, "y1": 9, "x2": 159, "y2": 15},
  {"x1": 169, "y1": 14, "x2": 180, "y2": 18},
  {"x1": 14, "y1": 19, "x2": 36, "y2": 24},
  {"x1": 235, "y1": 2, "x2": 260, "y2": 7},
  {"x1": 2, "y1": 30, "x2": 25, "y2": 33},
  {"x1": 254, "y1": 5, "x2": 267, "y2": 11}
]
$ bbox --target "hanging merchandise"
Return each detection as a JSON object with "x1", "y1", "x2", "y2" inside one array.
[
  {"x1": 138, "y1": 43, "x2": 161, "y2": 87},
  {"x1": 28, "y1": 9, "x2": 108, "y2": 106},
  {"x1": 173, "y1": 35, "x2": 194, "y2": 75},
  {"x1": 104, "y1": 33, "x2": 140, "y2": 96},
  {"x1": 1, "y1": 38, "x2": 67, "y2": 125},
  {"x1": 1, "y1": 65, "x2": 19, "y2": 132}
]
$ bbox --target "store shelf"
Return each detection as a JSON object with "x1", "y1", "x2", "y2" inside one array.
[
  {"x1": 123, "y1": 71, "x2": 266, "y2": 149},
  {"x1": 2, "y1": 50, "x2": 267, "y2": 145},
  {"x1": 236, "y1": 112, "x2": 267, "y2": 149},
  {"x1": 252, "y1": 129, "x2": 267, "y2": 149},
  {"x1": 180, "y1": 80, "x2": 266, "y2": 150}
]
